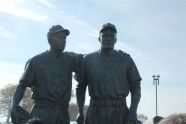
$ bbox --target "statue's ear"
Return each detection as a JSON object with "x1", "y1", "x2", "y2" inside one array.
[
  {"x1": 115, "y1": 37, "x2": 117, "y2": 43},
  {"x1": 98, "y1": 37, "x2": 101, "y2": 42},
  {"x1": 48, "y1": 39, "x2": 52, "y2": 45}
]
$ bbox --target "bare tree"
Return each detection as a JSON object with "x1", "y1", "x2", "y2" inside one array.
[
  {"x1": 0, "y1": 84, "x2": 17, "y2": 123},
  {"x1": 0, "y1": 84, "x2": 33, "y2": 123},
  {"x1": 0, "y1": 84, "x2": 79, "y2": 122},
  {"x1": 137, "y1": 113, "x2": 148, "y2": 123}
]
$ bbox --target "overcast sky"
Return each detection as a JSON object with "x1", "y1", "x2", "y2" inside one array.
[{"x1": 0, "y1": 0, "x2": 186, "y2": 119}]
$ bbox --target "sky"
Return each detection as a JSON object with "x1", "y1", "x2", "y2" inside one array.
[{"x1": 0, "y1": 0, "x2": 186, "y2": 120}]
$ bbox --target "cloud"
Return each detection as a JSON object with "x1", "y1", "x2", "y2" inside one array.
[
  {"x1": 66, "y1": 15, "x2": 98, "y2": 37},
  {"x1": 0, "y1": 1, "x2": 48, "y2": 22},
  {"x1": 114, "y1": 41, "x2": 147, "y2": 64},
  {"x1": 36, "y1": 0, "x2": 56, "y2": 9},
  {"x1": 0, "y1": 26, "x2": 16, "y2": 40},
  {"x1": 50, "y1": 10, "x2": 98, "y2": 38},
  {"x1": 77, "y1": 42, "x2": 96, "y2": 52}
]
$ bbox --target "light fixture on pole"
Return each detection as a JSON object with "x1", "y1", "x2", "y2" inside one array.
[{"x1": 152, "y1": 74, "x2": 160, "y2": 116}]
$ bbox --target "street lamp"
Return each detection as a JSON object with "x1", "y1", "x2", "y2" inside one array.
[{"x1": 152, "y1": 74, "x2": 160, "y2": 116}]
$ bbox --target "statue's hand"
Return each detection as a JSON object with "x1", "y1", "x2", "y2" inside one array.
[
  {"x1": 127, "y1": 111, "x2": 137, "y2": 124},
  {"x1": 10, "y1": 106, "x2": 19, "y2": 124},
  {"x1": 76, "y1": 112, "x2": 84, "y2": 124},
  {"x1": 126, "y1": 120, "x2": 137, "y2": 124}
]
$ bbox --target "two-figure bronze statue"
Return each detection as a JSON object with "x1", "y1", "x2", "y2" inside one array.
[{"x1": 11, "y1": 23, "x2": 142, "y2": 124}]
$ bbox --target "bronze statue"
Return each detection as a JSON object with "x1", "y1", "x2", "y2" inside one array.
[
  {"x1": 10, "y1": 25, "x2": 82, "y2": 124},
  {"x1": 76, "y1": 23, "x2": 142, "y2": 124}
]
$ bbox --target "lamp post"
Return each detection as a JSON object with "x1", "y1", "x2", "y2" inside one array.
[{"x1": 152, "y1": 74, "x2": 160, "y2": 116}]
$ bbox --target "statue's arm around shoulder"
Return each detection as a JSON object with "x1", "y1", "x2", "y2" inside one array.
[
  {"x1": 67, "y1": 52, "x2": 83, "y2": 82},
  {"x1": 76, "y1": 57, "x2": 88, "y2": 124}
]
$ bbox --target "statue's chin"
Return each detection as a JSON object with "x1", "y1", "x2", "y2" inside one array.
[{"x1": 101, "y1": 46, "x2": 114, "y2": 49}]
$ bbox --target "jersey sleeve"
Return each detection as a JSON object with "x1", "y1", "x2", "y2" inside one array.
[
  {"x1": 127, "y1": 57, "x2": 142, "y2": 83},
  {"x1": 19, "y1": 59, "x2": 35, "y2": 87},
  {"x1": 68, "y1": 52, "x2": 83, "y2": 82}
]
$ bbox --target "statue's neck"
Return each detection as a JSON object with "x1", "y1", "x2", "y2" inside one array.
[
  {"x1": 49, "y1": 47, "x2": 63, "y2": 58},
  {"x1": 100, "y1": 48, "x2": 114, "y2": 56}
]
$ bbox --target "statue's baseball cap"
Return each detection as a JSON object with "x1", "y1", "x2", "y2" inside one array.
[
  {"x1": 100, "y1": 23, "x2": 117, "y2": 33},
  {"x1": 48, "y1": 25, "x2": 70, "y2": 36}
]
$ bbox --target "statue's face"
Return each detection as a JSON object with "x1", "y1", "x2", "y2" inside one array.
[
  {"x1": 99, "y1": 29, "x2": 117, "y2": 49},
  {"x1": 50, "y1": 31, "x2": 67, "y2": 51}
]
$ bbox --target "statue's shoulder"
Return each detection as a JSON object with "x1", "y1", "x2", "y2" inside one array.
[
  {"x1": 64, "y1": 52, "x2": 83, "y2": 63},
  {"x1": 64, "y1": 51, "x2": 82, "y2": 58},
  {"x1": 28, "y1": 51, "x2": 49, "y2": 64},
  {"x1": 32, "y1": 51, "x2": 48, "y2": 60},
  {"x1": 64, "y1": 51, "x2": 81, "y2": 56},
  {"x1": 84, "y1": 51, "x2": 99, "y2": 59},
  {"x1": 117, "y1": 50, "x2": 130, "y2": 57},
  {"x1": 24, "y1": 51, "x2": 48, "y2": 67}
]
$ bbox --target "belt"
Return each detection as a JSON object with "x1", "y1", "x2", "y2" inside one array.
[
  {"x1": 34, "y1": 100, "x2": 69, "y2": 109},
  {"x1": 90, "y1": 98, "x2": 126, "y2": 107}
]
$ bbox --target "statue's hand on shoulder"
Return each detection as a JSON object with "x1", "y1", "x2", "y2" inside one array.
[{"x1": 76, "y1": 112, "x2": 84, "y2": 124}]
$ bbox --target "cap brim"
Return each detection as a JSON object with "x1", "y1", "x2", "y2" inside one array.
[
  {"x1": 100, "y1": 27, "x2": 117, "y2": 33},
  {"x1": 54, "y1": 29, "x2": 70, "y2": 36}
]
